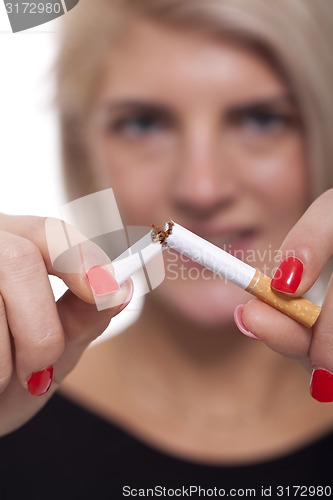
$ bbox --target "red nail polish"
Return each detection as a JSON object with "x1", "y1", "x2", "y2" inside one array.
[
  {"x1": 27, "y1": 366, "x2": 54, "y2": 396},
  {"x1": 271, "y1": 257, "x2": 303, "y2": 294},
  {"x1": 310, "y1": 369, "x2": 333, "y2": 403},
  {"x1": 87, "y1": 266, "x2": 120, "y2": 295}
]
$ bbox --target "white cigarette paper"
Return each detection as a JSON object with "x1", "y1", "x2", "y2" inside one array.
[
  {"x1": 112, "y1": 232, "x2": 163, "y2": 285},
  {"x1": 164, "y1": 222, "x2": 256, "y2": 288}
]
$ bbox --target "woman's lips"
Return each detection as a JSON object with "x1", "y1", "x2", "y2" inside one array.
[{"x1": 219, "y1": 229, "x2": 260, "y2": 257}]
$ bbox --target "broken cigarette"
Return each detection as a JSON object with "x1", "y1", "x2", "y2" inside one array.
[{"x1": 112, "y1": 221, "x2": 321, "y2": 327}]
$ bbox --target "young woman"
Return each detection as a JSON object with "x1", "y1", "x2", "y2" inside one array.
[{"x1": 1, "y1": 0, "x2": 333, "y2": 497}]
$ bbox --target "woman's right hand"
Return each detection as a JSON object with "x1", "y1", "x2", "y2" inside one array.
[{"x1": 0, "y1": 213, "x2": 132, "y2": 437}]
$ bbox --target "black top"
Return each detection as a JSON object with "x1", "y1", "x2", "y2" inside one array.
[{"x1": 0, "y1": 393, "x2": 332, "y2": 499}]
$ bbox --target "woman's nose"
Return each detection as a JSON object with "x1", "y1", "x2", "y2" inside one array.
[{"x1": 171, "y1": 127, "x2": 238, "y2": 217}]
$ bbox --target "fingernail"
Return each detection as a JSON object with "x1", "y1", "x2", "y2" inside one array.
[
  {"x1": 271, "y1": 256, "x2": 303, "y2": 294},
  {"x1": 233, "y1": 305, "x2": 260, "y2": 340},
  {"x1": 117, "y1": 298, "x2": 132, "y2": 314},
  {"x1": 87, "y1": 266, "x2": 120, "y2": 295},
  {"x1": 310, "y1": 369, "x2": 333, "y2": 403},
  {"x1": 117, "y1": 279, "x2": 134, "y2": 313},
  {"x1": 27, "y1": 366, "x2": 54, "y2": 396}
]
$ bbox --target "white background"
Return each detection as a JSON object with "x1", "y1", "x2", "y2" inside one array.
[{"x1": 0, "y1": 5, "x2": 141, "y2": 337}]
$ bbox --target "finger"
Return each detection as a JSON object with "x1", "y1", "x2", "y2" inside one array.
[
  {"x1": 309, "y1": 275, "x2": 333, "y2": 373},
  {"x1": 240, "y1": 299, "x2": 311, "y2": 359},
  {"x1": 0, "y1": 231, "x2": 65, "y2": 391},
  {"x1": 0, "y1": 214, "x2": 116, "y2": 304},
  {"x1": 54, "y1": 279, "x2": 133, "y2": 382},
  {"x1": 308, "y1": 279, "x2": 333, "y2": 402},
  {"x1": 0, "y1": 280, "x2": 133, "y2": 435},
  {"x1": 0, "y1": 293, "x2": 13, "y2": 394},
  {"x1": 270, "y1": 189, "x2": 333, "y2": 296}
]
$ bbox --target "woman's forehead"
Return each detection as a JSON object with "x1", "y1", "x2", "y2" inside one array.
[{"x1": 97, "y1": 20, "x2": 289, "y2": 106}]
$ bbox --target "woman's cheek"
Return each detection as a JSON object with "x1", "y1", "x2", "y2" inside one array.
[{"x1": 247, "y1": 148, "x2": 308, "y2": 216}]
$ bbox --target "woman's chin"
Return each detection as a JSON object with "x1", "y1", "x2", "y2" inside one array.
[{"x1": 153, "y1": 277, "x2": 250, "y2": 327}]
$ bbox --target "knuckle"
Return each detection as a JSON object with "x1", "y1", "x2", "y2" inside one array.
[
  {"x1": 18, "y1": 330, "x2": 65, "y2": 372},
  {"x1": 309, "y1": 328, "x2": 333, "y2": 371},
  {"x1": 27, "y1": 216, "x2": 48, "y2": 245},
  {"x1": 37, "y1": 329, "x2": 65, "y2": 354},
  {"x1": 17, "y1": 318, "x2": 65, "y2": 358},
  {"x1": 0, "y1": 237, "x2": 42, "y2": 276},
  {"x1": 26, "y1": 215, "x2": 47, "y2": 241}
]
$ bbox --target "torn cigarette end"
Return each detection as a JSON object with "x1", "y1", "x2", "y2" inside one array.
[{"x1": 151, "y1": 221, "x2": 174, "y2": 246}]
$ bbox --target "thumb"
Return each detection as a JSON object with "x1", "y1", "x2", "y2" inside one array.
[{"x1": 271, "y1": 190, "x2": 333, "y2": 297}]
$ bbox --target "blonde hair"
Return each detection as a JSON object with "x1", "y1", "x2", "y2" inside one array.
[{"x1": 56, "y1": 0, "x2": 333, "y2": 201}]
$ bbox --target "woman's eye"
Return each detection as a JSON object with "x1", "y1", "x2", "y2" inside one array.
[
  {"x1": 109, "y1": 114, "x2": 167, "y2": 137},
  {"x1": 239, "y1": 111, "x2": 291, "y2": 133}
]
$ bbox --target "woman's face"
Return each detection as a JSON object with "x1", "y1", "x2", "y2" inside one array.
[{"x1": 88, "y1": 20, "x2": 309, "y2": 325}]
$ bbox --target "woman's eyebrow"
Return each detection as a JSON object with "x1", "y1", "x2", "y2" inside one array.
[
  {"x1": 98, "y1": 100, "x2": 172, "y2": 116},
  {"x1": 226, "y1": 94, "x2": 297, "y2": 117},
  {"x1": 96, "y1": 94, "x2": 298, "y2": 121}
]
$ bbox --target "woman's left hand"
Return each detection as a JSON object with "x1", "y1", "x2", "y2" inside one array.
[{"x1": 238, "y1": 188, "x2": 333, "y2": 403}]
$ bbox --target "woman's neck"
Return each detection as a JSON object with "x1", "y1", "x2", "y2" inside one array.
[{"x1": 119, "y1": 295, "x2": 304, "y2": 414}]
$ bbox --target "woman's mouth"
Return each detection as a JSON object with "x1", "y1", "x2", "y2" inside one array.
[{"x1": 217, "y1": 229, "x2": 260, "y2": 257}]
